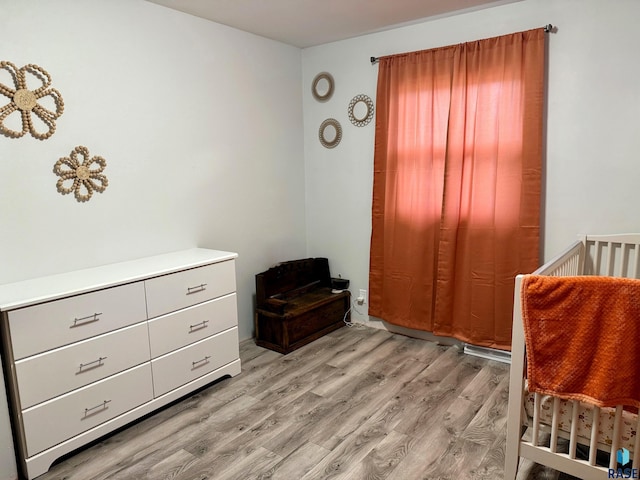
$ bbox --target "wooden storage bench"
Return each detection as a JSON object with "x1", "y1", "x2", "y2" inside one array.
[{"x1": 254, "y1": 257, "x2": 350, "y2": 354}]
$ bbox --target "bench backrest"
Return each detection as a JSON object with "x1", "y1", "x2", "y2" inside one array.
[{"x1": 256, "y1": 258, "x2": 331, "y2": 306}]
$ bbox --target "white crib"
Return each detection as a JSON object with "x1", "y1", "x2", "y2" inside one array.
[{"x1": 505, "y1": 233, "x2": 640, "y2": 480}]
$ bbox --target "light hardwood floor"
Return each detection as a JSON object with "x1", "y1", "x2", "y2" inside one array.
[{"x1": 35, "y1": 324, "x2": 575, "y2": 480}]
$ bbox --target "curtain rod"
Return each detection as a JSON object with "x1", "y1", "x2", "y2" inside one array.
[{"x1": 370, "y1": 24, "x2": 554, "y2": 65}]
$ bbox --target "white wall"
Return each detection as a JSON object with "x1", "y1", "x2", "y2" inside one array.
[
  {"x1": 302, "y1": 0, "x2": 640, "y2": 325},
  {"x1": 0, "y1": 1, "x2": 306, "y2": 478}
]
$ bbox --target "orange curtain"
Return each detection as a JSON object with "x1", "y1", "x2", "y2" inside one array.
[{"x1": 369, "y1": 29, "x2": 545, "y2": 350}]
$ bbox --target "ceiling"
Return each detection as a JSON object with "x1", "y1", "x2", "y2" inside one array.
[{"x1": 146, "y1": 0, "x2": 522, "y2": 48}]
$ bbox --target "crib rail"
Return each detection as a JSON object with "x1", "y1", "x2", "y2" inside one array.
[
  {"x1": 583, "y1": 233, "x2": 640, "y2": 278},
  {"x1": 533, "y1": 239, "x2": 583, "y2": 276},
  {"x1": 505, "y1": 233, "x2": 640, "y2": 480}
]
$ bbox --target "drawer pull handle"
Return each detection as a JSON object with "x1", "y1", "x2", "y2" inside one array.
[
  {"x1": 70, "y1": 312, "x2": 103, "y2": 328},
  {"x1": 83, "y1": 400, "x2": 111, "y2": 418},
  {"x1": 189, "y1": 320, "x2": 209, "y2": 332},
  {"x1": 186, "y1": 283, "x2": 208, "y2": 295},
  {"x1": 77, "y1": 356, "x2": 108, "y2": 374},
  {"x1": 192, "y1": 356, "x2": 211, "y2": 369}
]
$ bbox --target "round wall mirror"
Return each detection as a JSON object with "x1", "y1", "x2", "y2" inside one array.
[
  {"x1": 319, "y1": 118, "x2": 342, "y2": 148},
  {"x1": 312, "y1": 72, "x2": 334, "y2": 102},
  {"x1": 348, "y1": 94, "x2": 374, "y2": 127}
]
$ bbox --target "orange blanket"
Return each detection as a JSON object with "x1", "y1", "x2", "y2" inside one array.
[{"x1": 522, "y1": 275, "x2": 640, "y2": 408}]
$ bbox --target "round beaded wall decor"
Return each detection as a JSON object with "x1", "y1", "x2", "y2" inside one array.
[
  {"x1": 0, "y1": 61, "x2": 65, "y2": 140},
  {"x1": 311, "y1": 72, "x2": 334, "y2": 102},
  {"x1": 319, "y1": 118, "x2": 342, "y2": 149},
  {"x1": 53, "y1": 146, "x2": 109, "y2": 202},
  {"x1": 348, "y1": 94, "x2": 374, "y2": 127}
]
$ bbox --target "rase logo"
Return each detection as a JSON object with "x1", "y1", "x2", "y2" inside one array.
[{"x1": 609, "y1": 448, "x2": 639, "y2": 479}]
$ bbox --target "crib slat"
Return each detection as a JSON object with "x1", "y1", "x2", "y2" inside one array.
[
  {"x1": 593, "y1": 241, "x2": 603, "y2": 275},
  {"x1": 550, "y1": 397, "x2": 561, "y2": 452},
  {"x1": 589, "y1": 406, "x2": 600, "y2": 465},
  {"x1": 569, "y1": 400, "x2": 579, "y2": 459},
  {"x1": 532, "y1": 393, "x2": 541, "y2": 447},
  {"x1": 610, "y1": 405, "x2": 624, "y2": 469},
  {"x1": 633, "y1": 413, "x2": 640, "y2": 467},
  {"x1": 620, "y1": 245, "x2": 629, "y2": 277},
  {"x1": 607, "y1": 242, "x2": 615, "y2": 276},
  {"x1": 585, "y1": 240, "x2": 594, "y2": 274},
  {"x1": 633, "y1": 244, "x2": 640, "y2": 278}
]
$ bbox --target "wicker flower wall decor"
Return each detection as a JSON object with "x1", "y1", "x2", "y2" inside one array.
[
  {"x1": 54, "y1": 146, "x2": 109, "y2": 202},
  {"x1": 0, "y1": 61, "x2": 65, "y2": 140}
]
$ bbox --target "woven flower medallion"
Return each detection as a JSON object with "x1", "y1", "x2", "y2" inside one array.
[
  {"x1": 53, "y1": 146, "x2": 109, "y2": 202},
  {"x1": 0, "y1": 61, "x2": 65, "y2": 140}
]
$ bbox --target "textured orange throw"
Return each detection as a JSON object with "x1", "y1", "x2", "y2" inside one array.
[{"x1": 522, "y1": 275, "x2": 640, "y2": 408}]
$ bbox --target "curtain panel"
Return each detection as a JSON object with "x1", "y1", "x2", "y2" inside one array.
[{"x1": 369, "y1": 29, "x2": 545, "y2": 350}]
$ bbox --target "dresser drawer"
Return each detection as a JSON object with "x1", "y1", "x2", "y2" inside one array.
[
  {"x1": 15, "y1": 323, "x2": 151, "y2": 409},
  {"x1": 8, "y1": 282, "x2": 147, "y2": 360},
  {"x1": 22, "y1": 363, "x2": 153, "y2": 457},
  {"x1": 145, "y1": 260, "x2": 236, "y2": 319},
  {"x1": 148, "y1": 293, "x2": 237, "y2": 358},
  {"x1": 151, "y1": 327, "x2": 239, "y2": 397}
]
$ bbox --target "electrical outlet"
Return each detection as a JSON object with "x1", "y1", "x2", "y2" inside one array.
[{"x1": 357, "y1": 289, "x2": 367, "y2": 305}]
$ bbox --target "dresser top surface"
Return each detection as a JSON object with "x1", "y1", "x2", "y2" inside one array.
[{"x1": 0, "y1": 248, "x2": 238, "y2": 311}]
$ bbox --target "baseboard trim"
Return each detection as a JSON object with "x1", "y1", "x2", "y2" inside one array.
[{"x1": 463, "y1": 344, "x2": 511, "y2": 364}]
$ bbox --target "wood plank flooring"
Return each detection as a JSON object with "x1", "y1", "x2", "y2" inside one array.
[{"x1": 36, "y1": 324, "x2": 573, "y2": 480}]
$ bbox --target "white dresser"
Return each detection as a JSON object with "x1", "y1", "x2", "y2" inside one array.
[{"x1": 0, "y1": 249, "x2": 241, "y2": 480}]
